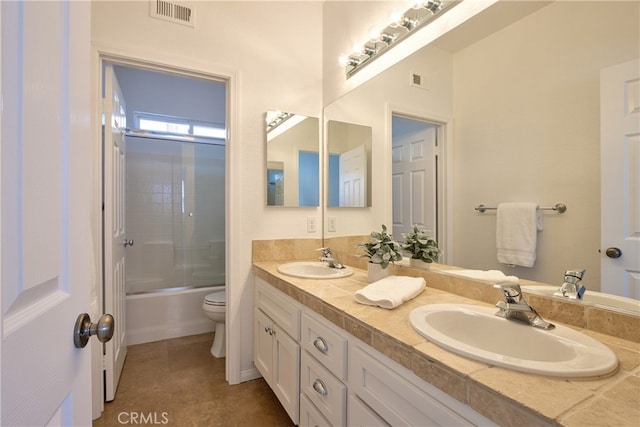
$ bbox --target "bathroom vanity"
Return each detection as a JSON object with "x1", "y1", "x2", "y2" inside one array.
[
  {"x1": 252, "y1": 258, "x2": 640, "y2": 427},
  {"x1": 254, "y1": 276, "x2": 494, "y2": 426}
]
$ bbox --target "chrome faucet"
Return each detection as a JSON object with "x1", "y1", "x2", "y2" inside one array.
[
  {"x1": 317, "y1": 247, "x2": 345, "y2": 269},
  {"x1": 554, "y1": 269, "x2": 587, "y2": 300},
  {"x1": 494, "y1": 283, "x2": 555, "y2": 330}
]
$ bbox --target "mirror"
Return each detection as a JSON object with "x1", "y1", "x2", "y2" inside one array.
[
  {"x1": 322, "y1": 1, "x2": 639, "y2": 307},
  {"x1": 327, "y1": 120, "x2": 372, "y2": 207},
  {"x1": 265, "y1": 111, "x2": 320, "y2": 207}
]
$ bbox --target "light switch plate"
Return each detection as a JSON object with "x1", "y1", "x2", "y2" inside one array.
[
  {"x1": 328, "y1": 216, "x2": 336, "y2": 232},
  {"x1": 307, "y1": 216, "x2": 317, "y2": 233}
]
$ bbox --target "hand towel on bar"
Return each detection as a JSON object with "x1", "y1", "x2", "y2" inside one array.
[
  {"x1": 496, "y1": 202, "x2": 542, "y2": 267},
  {"x1": 354, "y1": 275, "x2": 426, "y2": 309},
  {"x1": 445, "y1": 269, "x2": 519, "y2": 283}
]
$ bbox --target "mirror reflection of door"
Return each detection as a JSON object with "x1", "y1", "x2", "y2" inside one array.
[
  {"x1": 392, "y1": 115, "x2": 439, "y2": 242},
  {"x1": 327, "y1": 120, "x2": 372, "y2": 207},
  {"x1": 267, "y1": 164, "x2": 284, "y2": 206},
  {"x1": 339, "y1": 144, "x2": 367, "y2": 207}
]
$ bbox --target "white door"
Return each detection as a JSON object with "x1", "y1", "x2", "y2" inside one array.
[
  {"x1": 1, "y1": 2, "x2": 93, "y2": 426},
  {"x1": 392, "y1": 117, "x2": 438, "y2": 241},
  {"x1": 103, "y1": 64, "x2": 128, "y2": 401},
  {"x1": 601, "y1": 59, "x2": 640, "y2": 299},
  {"x1": 339, "y1": 144, "x2": 367, "y2": 207}
]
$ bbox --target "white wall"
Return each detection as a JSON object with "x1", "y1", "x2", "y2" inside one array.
[
  {"x1": 452, "y1": 1, "x2": 640, "y2": 287},
  {"x1": 92, "y1": 0, "x2": 323, "y2": 382}
]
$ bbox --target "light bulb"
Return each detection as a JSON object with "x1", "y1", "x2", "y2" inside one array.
[{"x1": 388, "y1": 11, "x2": 404, "y2": 28}]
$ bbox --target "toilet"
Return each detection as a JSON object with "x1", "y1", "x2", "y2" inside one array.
[{"x1": 202, "y1": 289, "x2": 226, "y2": 358}]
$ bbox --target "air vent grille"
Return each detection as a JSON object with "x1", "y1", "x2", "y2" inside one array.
[{"x1": 150, "y1": 0, "x2": 195, "y2": 27}]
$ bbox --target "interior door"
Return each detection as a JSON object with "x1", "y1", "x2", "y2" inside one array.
[
  {"x1": 103, "y1": 63, "x2": 128, "y2": 401},
  {"x1": 392, "y1": 117, "x2": 437, "y2": 241},
  {"x1": 339, "y1": 144, "x2": 367, "y2": 207},
  {"x1": 1, "y1": 2, "x2": 93, "y2": 425},
  {"x1": 601, "y1": 59, "x2": 640, "y2": 299}
]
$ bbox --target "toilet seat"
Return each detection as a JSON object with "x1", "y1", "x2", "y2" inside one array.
[{"x1": 204, "y1": 290, "x2": 226, "y2": 306}]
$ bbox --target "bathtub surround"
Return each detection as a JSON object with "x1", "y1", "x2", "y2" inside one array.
[{"x1": 252, "y1": 237, "x2": 640, "y2": 426}]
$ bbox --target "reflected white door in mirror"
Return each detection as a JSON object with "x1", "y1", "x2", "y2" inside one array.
[
  {"x1": 601, "y1": 59, "x2": 640, "y2": 300},
  {"x1": 391, "y1": 115, "x2": 439, "y2": 241}
]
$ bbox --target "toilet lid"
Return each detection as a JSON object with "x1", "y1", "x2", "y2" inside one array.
[{"x1": 204, "y1": 290, "x2": 226, "y2": 306}]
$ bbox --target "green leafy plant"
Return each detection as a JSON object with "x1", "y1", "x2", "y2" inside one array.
[
  {"x1": 355, "y1": 224, "x2": 403, "y2": 269},
  {"x1": 401, "y1": 224, "x2": 441, "y2": 263}
]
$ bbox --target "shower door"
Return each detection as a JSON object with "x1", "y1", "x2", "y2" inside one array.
[{"x1": 125, "y1": 137, "x2": 226, "y2": 294}]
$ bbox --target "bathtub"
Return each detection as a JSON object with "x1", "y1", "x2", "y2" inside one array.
[{"x1": 126, "y1": 285, "x2": 224, "y2": 345}]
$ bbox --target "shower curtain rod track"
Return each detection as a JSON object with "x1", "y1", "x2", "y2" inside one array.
[{"x1": 125, "y1": 128, "x2": 226, "y2": 146}]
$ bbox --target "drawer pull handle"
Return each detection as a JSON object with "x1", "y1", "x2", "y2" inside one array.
[
  {"x1": 312, "y1": 379, "x2": 327, "y2": 396},
  {"x1": 313, "y1": 337, "x2": 329, "y2": 353}
]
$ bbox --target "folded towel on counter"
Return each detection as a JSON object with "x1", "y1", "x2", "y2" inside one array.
[
  {"x1": 355, "y1": 275, "x2": 426, "y2": 309},
  {"x1": 445, "y1": 269, "x2": 519, "y2": 283},
  {"x1": 496, "y1": 202, "x2": 542, "y2": 268}
]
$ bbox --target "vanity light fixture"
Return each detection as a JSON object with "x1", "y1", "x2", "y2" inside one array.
[
  {"x1": 266, "y1": 111, "x2": 293, "y2": 133},
  {"x1": 340, "y1": 0, "x2": 459, "y2": 78}
]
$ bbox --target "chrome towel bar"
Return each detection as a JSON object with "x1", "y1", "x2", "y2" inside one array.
[{"x1": 475, "y1": 203, "x2": 567, "y2": 213}]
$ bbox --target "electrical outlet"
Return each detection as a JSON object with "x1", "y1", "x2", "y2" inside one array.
[
  {"x1": 328, "y1": 216, "x2": 337, "y2": 233},
  {"x1": 307, "y1": 216, "x2": 317, "y2": 233}
]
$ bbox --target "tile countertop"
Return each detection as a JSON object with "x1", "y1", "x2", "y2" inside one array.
[{"x1": 252, "y1": 261, "x2": 640, "y2": 427}]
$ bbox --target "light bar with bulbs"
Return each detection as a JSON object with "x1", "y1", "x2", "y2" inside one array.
[{"x1": 339, "y1": 0, "x2": 460, "y2": 78}]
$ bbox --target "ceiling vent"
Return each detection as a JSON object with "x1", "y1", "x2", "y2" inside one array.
[{"x1": 149, "y1": 0, "x2": 195, "y2": 28}]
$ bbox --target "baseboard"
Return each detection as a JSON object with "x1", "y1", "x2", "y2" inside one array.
[{"x1": 239, "y1": 366, "x2": 262, "y2": 384}]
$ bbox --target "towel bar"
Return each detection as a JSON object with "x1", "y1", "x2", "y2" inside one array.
[{"x1": 475, "y1": 203, "x2": 567, "y2": 213}]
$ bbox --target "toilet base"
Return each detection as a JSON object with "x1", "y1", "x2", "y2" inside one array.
[{"x1": 210, "y1": 322, "x2": 225, "y2": 358}]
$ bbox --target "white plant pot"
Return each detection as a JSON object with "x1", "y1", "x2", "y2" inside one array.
[
  {"x1": 409, "y1": 258, "x2": 432, "y2": 269},
  {"x1": 367, "y1": 263, "x2": 389, "y2": 283}
]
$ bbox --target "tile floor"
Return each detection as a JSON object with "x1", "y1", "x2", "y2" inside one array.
[{"x1": 92, "y1": 332, "x2": 295, "y2": 427}]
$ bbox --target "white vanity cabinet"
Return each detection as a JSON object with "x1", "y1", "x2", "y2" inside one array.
[
  {"x1": 254, "y1": 276, "x2": 495, "y2": 427},
  {"x1": 254, "y1": 278, "x2": 301, "y2": 424}
]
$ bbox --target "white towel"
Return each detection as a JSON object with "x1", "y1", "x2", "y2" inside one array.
[
  {"x1": 445, "y1": 269, "x2": 519, "y2": 283},
  {"x1": 354, "y1": 275, "x2": 425, "y2": 309},
  {"x1": 496, "y1": 202, "x2": 542, "y2": 267}
]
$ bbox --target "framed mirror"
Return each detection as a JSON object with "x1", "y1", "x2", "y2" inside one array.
[
  {"x1": 327, "y1": 120, "x2": 372, "y2": 207},
  {"x1": 265, "y1": 111, "x2": 320, "y2": 207}
]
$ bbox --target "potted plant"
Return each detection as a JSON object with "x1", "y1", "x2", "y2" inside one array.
[
  {"x1": 356, "y1": 224, "x2": 403, "y2": 282},
  {"x1": 401, "y1": 224, "x2": 441, "y2": 268}
]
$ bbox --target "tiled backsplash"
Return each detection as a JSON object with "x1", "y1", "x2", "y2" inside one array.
[{"x1": 253, "y1": 236, "x2": 640, "y2": 343}]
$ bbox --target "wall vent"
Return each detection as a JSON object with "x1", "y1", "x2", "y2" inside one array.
[
  {"x1": 149, "y1": 0, "x2": 195, "y2": 28},
  {"x1": 410, "y1": 71, "x2": 430, "y2": 90}
]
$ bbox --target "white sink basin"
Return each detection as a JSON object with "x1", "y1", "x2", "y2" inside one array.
[
  {"x1": 522, "y1": 285, "x2": 640, "y2": 315},
  {"x1": 409, "y1": 304, "x2": 618, "y2": 377},
  {"x1": 277, "y1": 262, "x2": 354, "y2": 279}
]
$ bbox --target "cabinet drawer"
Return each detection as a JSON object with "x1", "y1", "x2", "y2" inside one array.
[
  {"x1": 347, "y1": 393, "x2": 389, "y2": 427},
  {"x1": 300, "y1": 393, "x2": 331, "y2": 427},
  {"x1": 255, "y1": 277, "x2": 301, "y2": 340},
  {"x1": 349, "y1": 344, "x2": 476, "y2": 426},
  {"x1": 301, "y1": 350, "x2": 346, "y2": 427},
  {"x1": 302, "y1": 311, "x2": 348, "y2": 380}
]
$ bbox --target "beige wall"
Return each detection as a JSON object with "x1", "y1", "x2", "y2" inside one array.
[{"x1": 452, "y1": 1, "x2": 640, "y2": 287}]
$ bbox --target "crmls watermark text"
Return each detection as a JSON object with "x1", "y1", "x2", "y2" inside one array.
[{"x1": 117, "y1": 412, "x2": 170, "y2": 425}]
